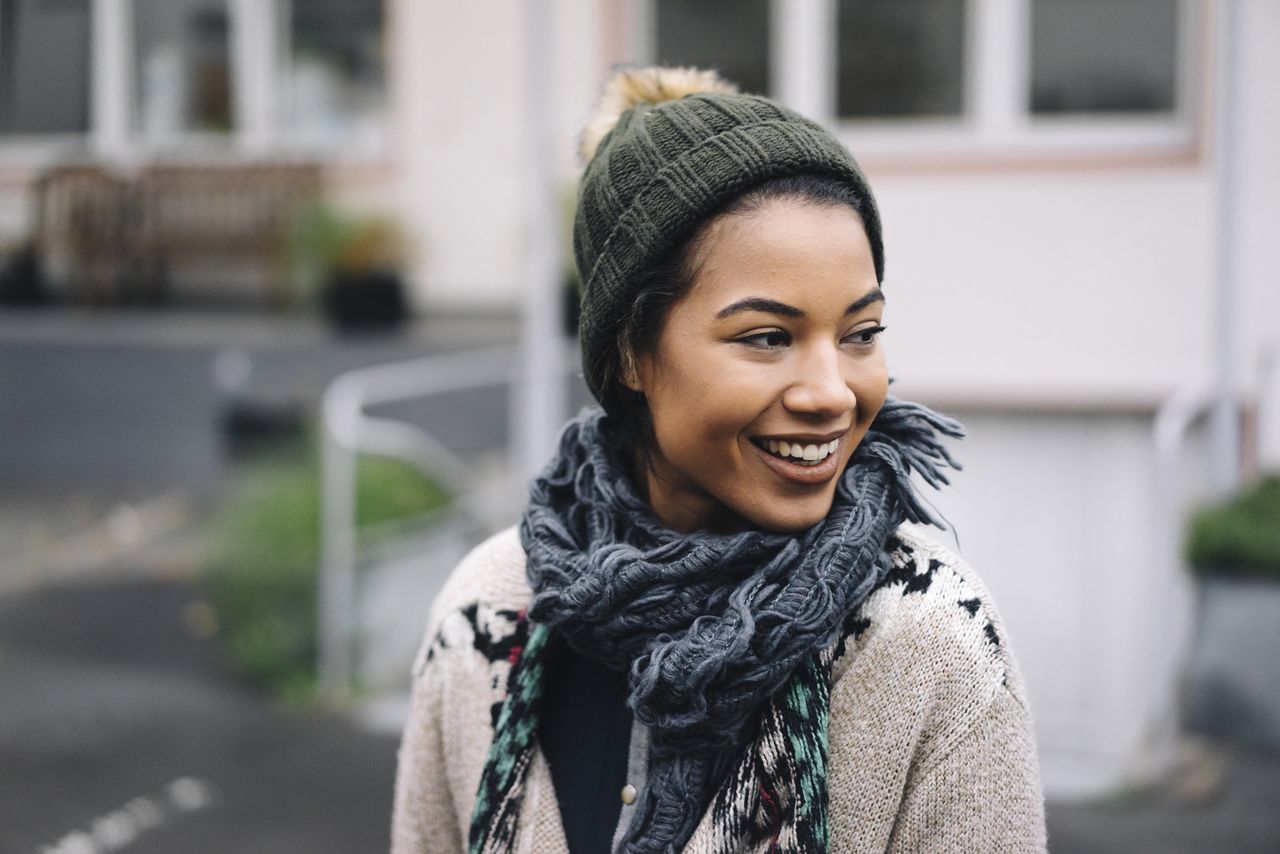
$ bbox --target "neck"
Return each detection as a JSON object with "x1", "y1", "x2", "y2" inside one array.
[{"x1": 632, "y1": 445, "x2": 748, "y2": 535}]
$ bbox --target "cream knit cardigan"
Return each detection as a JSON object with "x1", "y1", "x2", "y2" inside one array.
[{"x1": 392, "y1": 524, "x2": 1047, "y2": 853}]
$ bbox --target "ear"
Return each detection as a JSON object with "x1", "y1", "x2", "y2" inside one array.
[{"x1": 619, "y1": 342, "x2": 643, "y2": 393}]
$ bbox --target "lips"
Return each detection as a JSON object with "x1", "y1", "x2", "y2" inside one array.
[{"x1": 748, "y1": 432, "x2": 848, "y2": 485}]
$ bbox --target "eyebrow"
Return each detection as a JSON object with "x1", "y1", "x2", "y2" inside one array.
[{"x1": 714, "y1": 288, "x2": 885, "y2": 320}]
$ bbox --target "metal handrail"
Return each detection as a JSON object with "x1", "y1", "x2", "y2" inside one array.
[
  {"x1": 317, "y1": 345, "x2": 518, "y2": 696},
  {"x1": 1146, "y1": 383, "x2": 1212, "y2": 778}
]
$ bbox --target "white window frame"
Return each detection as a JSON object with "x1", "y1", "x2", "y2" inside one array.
[
  {"x1": 4, "y1": 0, "x2": 385, "y2": 164},
  {"x1": 97, "y1": 0, "x2": 251, "y2": 159},
  {"x1": 644, "y1": 0, "x2": 1200, "y2": 162}
]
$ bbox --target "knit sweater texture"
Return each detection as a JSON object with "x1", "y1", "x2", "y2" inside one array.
[{"x1": 392, "y1": 525, "x2": 1047, "y2": 853}]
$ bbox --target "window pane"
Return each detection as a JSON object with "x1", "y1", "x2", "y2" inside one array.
[
  {"x1": 286, "y1": 0, "x2": 386, "y2": 149},
  {"x1": 0, "y1": 0, "x2": 91, "y2": 134},
  {"x1": 1031, "y1": 0, "x2": 1178, "y2": 114},
  {"x1": 836, "y1": 0, "x2": 965, "y2": 120},
  {"x1": 134, "y1": 0, "x2": 232, "y2": 138},
  {"x1": 654, "y1": 0, "x2": 769, "y2": 97}
]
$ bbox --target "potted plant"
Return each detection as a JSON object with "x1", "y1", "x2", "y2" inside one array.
[
  {"x1": 294, "y1": 204, "x2": 409, "y2": 332},
  {"x1": 1183, "y1": 475, "x2": 1280, "y2": 749}
]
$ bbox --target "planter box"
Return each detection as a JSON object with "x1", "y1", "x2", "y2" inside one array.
[{"x1": 1185, "y1": 575, "x2": 1280, "y2": 750}]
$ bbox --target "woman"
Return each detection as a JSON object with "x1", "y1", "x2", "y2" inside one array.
[{"x1": 393, "y1": 67, "x2": 1046, "y2": 853}]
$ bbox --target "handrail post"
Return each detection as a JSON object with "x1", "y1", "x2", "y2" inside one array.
[
  {"x1": 315, "y1": 346, "x2": 525, "y2": 699},
  {"x1": 319, "y1": 381, "x2": 360, "y2": 697},
  {"x1": 1147, "y1": 385, "x2": 1210, "y2": 777}
]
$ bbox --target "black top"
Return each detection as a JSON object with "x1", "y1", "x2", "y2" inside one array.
[{"x1": 539, "y1": 635, "x2": 633, "y2": 853}]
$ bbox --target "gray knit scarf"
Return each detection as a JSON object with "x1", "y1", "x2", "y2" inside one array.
[{"x1": 507, "y1": 398, "x2": 962, "y2": 853}]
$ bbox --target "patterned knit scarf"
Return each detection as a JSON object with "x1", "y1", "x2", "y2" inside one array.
[{"x1": 470, "y1": 398, "x2": 963, "y2": 853}]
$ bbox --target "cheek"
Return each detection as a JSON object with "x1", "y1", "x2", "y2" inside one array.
[
  {"x1": 645, "y1": 349, "x2": 758, "y2": 459},
  {"x1": 650, "y1": 371, "x2": 743, "y2": 448},
  {"x1": 853, "y1": 355, "x2": 890, "y2": 418}
]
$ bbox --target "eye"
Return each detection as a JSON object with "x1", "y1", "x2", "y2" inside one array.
[
  {"x1": 844, "y1": 325, "x2": 887, "y2": 348},
  {"x1": 736, "y1": 329, "x2": 791, "y2": 349}
]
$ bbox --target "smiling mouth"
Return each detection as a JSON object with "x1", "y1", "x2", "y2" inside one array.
[{"x1": 751, "y1": 437, "x2": 841, "y2": 467}]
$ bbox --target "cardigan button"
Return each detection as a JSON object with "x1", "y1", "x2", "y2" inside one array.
[{"x1": 620, "y1": 784, "x2": 638, "y2": 805}]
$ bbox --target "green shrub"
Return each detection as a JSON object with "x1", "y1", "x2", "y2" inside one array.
[
  {"x1": 1186, "y1": 475, "x2": 1280, "y2": 579},
  {"x1": 202, "y1": 450, "x2": 449, "y2": 700}
]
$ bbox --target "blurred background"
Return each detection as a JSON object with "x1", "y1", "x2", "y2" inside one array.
[{"x1": 1, "y1": 1, "x2": 1278, "y2": 852}]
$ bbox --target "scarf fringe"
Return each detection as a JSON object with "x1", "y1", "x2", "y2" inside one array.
[{"x1": 859, "y1": 397, "x2": 965, "y2": 528}]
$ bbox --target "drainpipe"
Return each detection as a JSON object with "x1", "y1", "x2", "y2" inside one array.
[
  {"x1": 1209, "y1": 0, "x2": 1242, "y2": 495},
  {"x1": 514, "y1": 0, "x2": 566, "y2": 489}
]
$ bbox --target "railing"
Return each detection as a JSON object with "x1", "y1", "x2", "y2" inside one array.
[
  {"x1": 1144, "y1": 343, "x2": 1278, "y2": 777},
  {"x1": 1147, "y1": 383, "x2": 1212, "y2": 776},
  {"x1": 317, "y1": 345, "x2": 519, "y2": 696}
]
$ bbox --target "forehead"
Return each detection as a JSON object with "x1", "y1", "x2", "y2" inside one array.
[{"x1": 682, "y1": 198, "x2": 878, "y2": 310}]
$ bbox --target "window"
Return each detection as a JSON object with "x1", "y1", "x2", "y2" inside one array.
[
  {"x1": 0, "y1": 0, "x2": 389, "y2": 156},
  {"x1": 284, "y1": 0, "x2": 386, "y2": 150},
  {"x1": 1030, "y1": 0, "x2": 1179, "y2": 115},
  {"x1": 0, "y1": 0, "x2": 91, "y2": 135},
  {"x1": 133, "y1": 0, "x2": 233, "y2": 140},
  {"x1": 836, "y1": 0, "x2": 966, "y2": 120},
  {"x1": 652, "y1": 0, "x2": 770, "y2": 97},
  {"x1": 645, "y1": 0, "x2": 1194, "y2": 156}
]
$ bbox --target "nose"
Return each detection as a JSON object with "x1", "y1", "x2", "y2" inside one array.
[{"x1": 781, "y1": 345, "x2": 855, "y2": 418}]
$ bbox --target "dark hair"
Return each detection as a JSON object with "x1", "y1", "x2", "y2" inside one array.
[{"x1": 595, "y1": 172, "x2": 877, "y2": 459}]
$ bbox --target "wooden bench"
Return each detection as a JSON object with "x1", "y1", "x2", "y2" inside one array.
[
  {"x1": 33, "y1": 165, "x2": 134, "y2": 304},
  {"x1": 34, "y1": 161, "x2": 321, "y2": 305},
  {"x1": 135, "y1": 163, "x2": 321, "y2": 306}
]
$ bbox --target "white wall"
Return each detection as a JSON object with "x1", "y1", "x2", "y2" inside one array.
[
  {"x1": 387, "y1": 0, "x2": 525, "y2": 311},
  {"x1": 386, "y1": 0, "x2": 601, "y2": 313},
  {"x1": 877, "y1": 167, "x2": 1214, "y2": 396},
  {"x1": 922, "y1": 410, "x2": 1210, "y2": 796}
]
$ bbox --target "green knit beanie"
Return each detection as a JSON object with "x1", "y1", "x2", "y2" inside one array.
[{"x1": 573, "y1": 67, "x2": 884, "y2": 411}]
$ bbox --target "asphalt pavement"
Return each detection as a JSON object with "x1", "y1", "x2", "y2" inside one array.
[{"x1": 0, "y1": 576, "x2": 401, "y2": 854}]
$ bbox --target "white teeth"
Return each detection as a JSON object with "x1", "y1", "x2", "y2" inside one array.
[{"x1": 759, "y1": 437, "x2": 841, "y2": 464}]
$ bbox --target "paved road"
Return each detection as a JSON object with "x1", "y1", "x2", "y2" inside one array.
[
  {"x1": 0, "y1": 578, "x2": 400, "y2": 854},
  {"x1": 1048, "y1": 746, "x2": 1280, "y2": 853}
]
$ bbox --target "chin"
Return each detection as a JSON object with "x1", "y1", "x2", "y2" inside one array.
[{"x1": 746, "y1": 494, "x2": 836, "y2": 534}]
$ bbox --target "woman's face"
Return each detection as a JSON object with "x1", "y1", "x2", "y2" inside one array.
[{"x1": 630, "y1": 197, "x2": 889, "y2": 534}]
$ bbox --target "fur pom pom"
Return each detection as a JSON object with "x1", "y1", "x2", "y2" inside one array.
[{"x1": 579, "y1": 66, "x2": 738, "y2": 163}]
